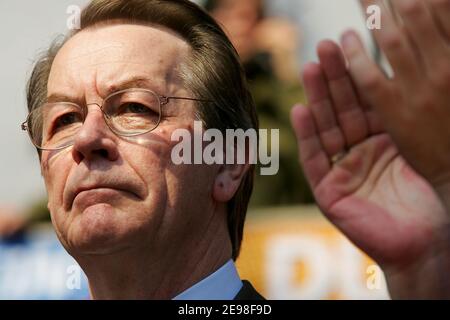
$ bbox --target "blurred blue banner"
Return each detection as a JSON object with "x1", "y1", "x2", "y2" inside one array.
[{"x1": 0, "y1": 226, "x2": 89, "y2": 300}]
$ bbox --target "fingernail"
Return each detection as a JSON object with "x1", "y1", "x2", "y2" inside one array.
[{"x1": 341, "y1": 31, "x2": 358, "y2": 50}]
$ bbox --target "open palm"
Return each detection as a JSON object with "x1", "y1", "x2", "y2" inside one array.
[{"x1": 291, "y1": 41, "x2": 448, "y2": 269}]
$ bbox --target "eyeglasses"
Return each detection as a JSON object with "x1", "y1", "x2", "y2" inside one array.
[{"x1": 21, "y1": 88, "x2": 210, "y2": 151}]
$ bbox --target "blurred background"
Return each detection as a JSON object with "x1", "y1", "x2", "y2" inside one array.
[{"x1": 0, "y1": 0, "x2": 388, "y2": 299}]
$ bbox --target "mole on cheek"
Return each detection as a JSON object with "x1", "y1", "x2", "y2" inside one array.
[{"x1": 153, "y1": 143, "x2": 171, "y2": 163}]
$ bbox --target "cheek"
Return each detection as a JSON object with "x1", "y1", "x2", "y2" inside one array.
[
  {"x1": 158, "y1": 122, "x2": 218, "y2": 196},
  {"x1": 122, "y1": 131, "x2": 173, "y2": 204},
  {"x1": 126, "y1": 128, "x2": 173, "y2": 171},
  {"x1": 129, "y1": 124, "x2": 216, "y2": 207},
  {"x1": 41, "y1": 150, "x2": 72, "y2": 209},
  {"x1": 41, "y1": 151, "x2": 74, "y2": 239}
]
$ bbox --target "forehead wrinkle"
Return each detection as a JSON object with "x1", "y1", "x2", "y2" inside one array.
[
  {"x1": 63, "y1": 44, "x2": 126, "y2": 66},
  {"x1": 95, "y1": 52, "x2": 189, "y2": 98},
  {"x1": 50, "y1": 23, "x2": 192, "y2": 103}
]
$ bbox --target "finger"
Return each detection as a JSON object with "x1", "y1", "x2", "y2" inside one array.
[
  {"x1": 360, "y1": 0, "x2": 422, "y2": 84},
  {"x1": 355, "y1": 82, "x2": 385, "y2": 135},
  {"x1": 290, "y1": 104, "x2": 331, "y2": 189},
  {"x1": 393, "y1": 0, "x2": 447, "y2": 70},
  {"x1": 317, "y1": 40, "x2": 370, "y2": 146},
  {"x1": 302, "y1": 63, "x2": 347, "y2": 157},
  {"x1": 340, "y1": 30, "x2": 400, "y2": 125},
  {"x1": 427, "y1": 0, "x2": 450, "y2": 40}
]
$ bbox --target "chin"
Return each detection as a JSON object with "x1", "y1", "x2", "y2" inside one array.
[{"x1": 64, "y1": 203, "x2": 142, "y2": 256}]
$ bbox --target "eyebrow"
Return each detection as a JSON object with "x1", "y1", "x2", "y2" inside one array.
[
  {"x1": 104, "y1": 77, "x2": 161, "y2": 95},
  {"x1": 46, "y1": 76, "x2": 162, "y2": 104}
]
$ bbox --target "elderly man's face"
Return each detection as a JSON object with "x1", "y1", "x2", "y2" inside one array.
[{"x1": 42, "y1": 23, "x2": 219, "y2": 257}]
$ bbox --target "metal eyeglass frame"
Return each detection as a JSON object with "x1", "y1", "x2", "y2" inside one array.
[{"x1": 21, "y1": 88, "x2": 211, "y2": 151}]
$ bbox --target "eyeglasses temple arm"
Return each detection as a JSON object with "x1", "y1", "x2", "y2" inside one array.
[{"x1": 161, "y1": 96, "x2": 212, "y2": 106}]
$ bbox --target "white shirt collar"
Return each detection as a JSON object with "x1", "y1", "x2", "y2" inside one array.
[{"x1": 173, "y1": 259, "x2": 243, "y2": 300}]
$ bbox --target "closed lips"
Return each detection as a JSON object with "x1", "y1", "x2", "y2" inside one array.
[{"x1": 67, "y1": 182, "x2": 141, "y2": 209}]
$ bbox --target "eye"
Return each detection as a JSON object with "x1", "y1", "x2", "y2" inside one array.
[
  {"x1": 119, "y1": 102, "x2": 155, "y2": 115},
  {"x1": 53, "y1": 112, "x2": 82, "y2": 131}
]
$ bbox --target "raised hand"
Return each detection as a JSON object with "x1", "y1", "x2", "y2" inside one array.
[
  {"x1": 290, "y1": 39, "x2": 450, "y2": 298},
  {"x1": 341, "y1": 0, "x2": 450, "y2": 209}
]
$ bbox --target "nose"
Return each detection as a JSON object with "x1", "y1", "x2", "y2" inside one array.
[{"x1": 71, "y1": 104, "x2": 119, "y2": 164}]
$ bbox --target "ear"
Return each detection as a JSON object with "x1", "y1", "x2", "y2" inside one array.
[{"x1": 213, "y1": 163, "x2": 250, "y2": 203}]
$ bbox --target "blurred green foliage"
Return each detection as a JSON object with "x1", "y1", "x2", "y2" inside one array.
[{"x1": 246, "y1": 53, "x2": 314, "y2": 208}]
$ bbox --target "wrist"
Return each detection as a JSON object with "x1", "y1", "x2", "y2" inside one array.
[{"x1": 383, "y1": 232, "x2": 450, "y2": 299}]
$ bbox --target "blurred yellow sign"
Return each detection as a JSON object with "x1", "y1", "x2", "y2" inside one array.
[{"x1": 236, "y1": 206, "x2": 390, "y2": 300}]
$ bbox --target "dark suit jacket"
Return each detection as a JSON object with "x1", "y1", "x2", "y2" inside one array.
[{"x1": 234, "y1": 280, "x2": 265, "y2": 300}]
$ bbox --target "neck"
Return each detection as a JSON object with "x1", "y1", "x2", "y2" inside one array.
[{"x1": 76, "y1": 209, "x2": 232, "y2": 300}]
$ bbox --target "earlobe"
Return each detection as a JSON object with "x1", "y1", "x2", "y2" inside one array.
[{"x1": 212, "y1": 163, "x2": 249, "y2": 203}]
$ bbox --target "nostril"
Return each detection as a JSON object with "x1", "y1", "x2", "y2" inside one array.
[
  {"x1": 73, "y1": 150, "x2": 84, "y2": 164},
  {"x1": 72, "y1": 148, "x2": 111, "y2": 164},
  {"x1": 94, "y1": 149, "x2": 109, "y2": 158}
]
